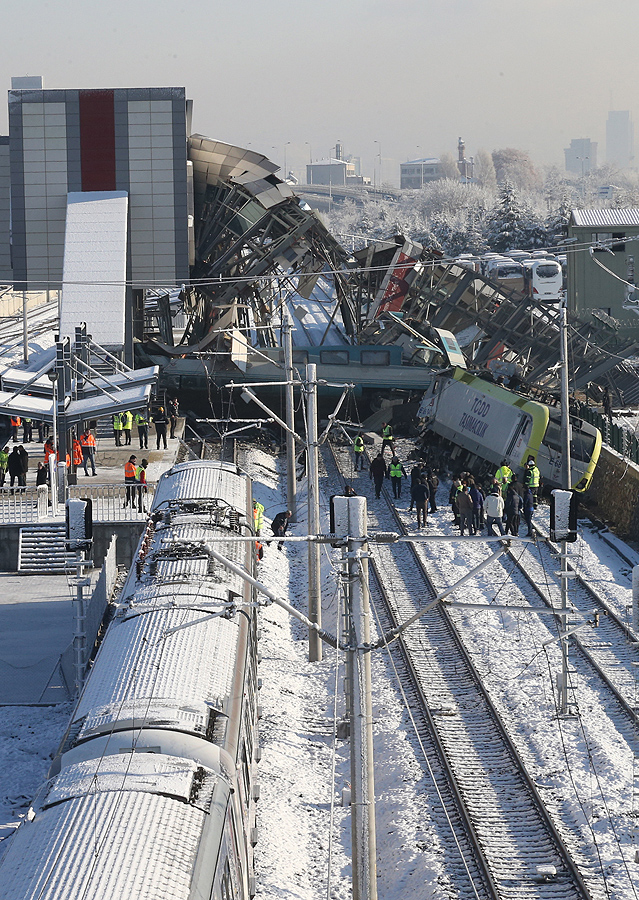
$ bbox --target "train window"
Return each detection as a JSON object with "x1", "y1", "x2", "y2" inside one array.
[
  {"x1": 571, "y1": 430, "x2": 596, "y2": 463},
  {"x1": 293, "y1": 350, "x2": 308, "y2": 364},
  {"x1": 360, "y1": 349, "x2": 390, "y2": 366},
  {"x1": 320, "y1": 350, "x2": 349, "y2": 365}
]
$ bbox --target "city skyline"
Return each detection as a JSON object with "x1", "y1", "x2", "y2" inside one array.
[{"x1": 2, "y1": 0, "x2": 639, "y2": 186}]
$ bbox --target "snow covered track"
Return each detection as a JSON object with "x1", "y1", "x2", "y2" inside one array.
[
  {"x1": 506, "y1": 525, "x2": 639, "y2": 728},
  {"x1": 325, "y1": 443, "x2": 595, "y2": 900}
]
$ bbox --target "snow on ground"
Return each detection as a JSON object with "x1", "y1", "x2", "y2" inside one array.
[{"x1": 1, "y1": 441, "x2": 639, "y2": 898}]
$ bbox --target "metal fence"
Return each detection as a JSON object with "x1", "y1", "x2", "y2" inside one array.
[
  {"x1": 577, "y1": 404, "x2": 639, "y2": 464},
  {"x1": 0, "y1": 486, "x2": 47, "y2": 523},
  {"x1": 68, "y1": 482, "x2": 156, "y2": 521}
]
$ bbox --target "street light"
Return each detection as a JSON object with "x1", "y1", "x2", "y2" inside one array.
[
  {"x1": 283, "y1": 141, "x2": 291, "y2": 181},
  {"x1": 305, "y1": 142, "x2": 312, "y2": 183},
  {"x1": 374, "y1": 140, "x2": 382, "y2": 191},
  {"x1": 47, "y1": 369, "x2": 59, "y2": 512}
]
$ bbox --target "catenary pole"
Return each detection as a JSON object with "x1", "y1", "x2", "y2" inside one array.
[
  {"x1": 342, "y1": 496, "x2": 377, "y2": 900},
  {"x1": 306, "y1": 363, "x2": 322, "y2": 661},
  {"x1": 283, "y1": 314, "x2": 297, "y2": 522},
  {"x1": 559, "y1": 300, "x2": 572, "y2": 715}
]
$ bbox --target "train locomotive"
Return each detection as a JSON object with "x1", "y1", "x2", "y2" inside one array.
[
  {"x1": 0, "y1": 459, "x2": 260, "y2": 900},
  {"x1": 418, "y1": 367, "x2": 601, "y2": 491}
]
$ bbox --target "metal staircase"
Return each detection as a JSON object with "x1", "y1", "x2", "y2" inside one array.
[{"x1": 18, "y1": 524, "x2": 74, "y2": 574}]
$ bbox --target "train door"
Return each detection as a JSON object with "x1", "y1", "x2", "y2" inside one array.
[{"x1": 505, "y1": 412, "x2": 532, "y2": 466}]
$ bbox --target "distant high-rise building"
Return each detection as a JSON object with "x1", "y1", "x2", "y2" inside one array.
[
  {"x1": 564, "y1": 138, "x2": 597, "y2": 175},
  {"x1": 606, "y1": 110, "x2": 634, "y2": 169}
]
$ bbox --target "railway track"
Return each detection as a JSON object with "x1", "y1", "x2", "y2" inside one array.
[{"x1": 324, "y1": 442, "x2": 597, "y2": 900}]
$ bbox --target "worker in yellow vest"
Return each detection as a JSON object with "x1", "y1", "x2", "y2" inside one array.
[
  {"x1": 113, "y1": 413, "x2": 123, "y2": 446},
  {"x1": 381, "y1": 422, "x2": 395, "y2": 454},
  {"x1": 253, "y1": 499, "x2": 265, "y2": 536},
  {"x1": 122, "y1": 410, "x2": 133, "y2": 446},
  {"x1": 494, "y1": 460, "x2": 513, "y2": 497},
  {"x1": 353, "y1": 434, "x2": 365, "y2": 470},
  {"x1": 523, "y1": 456, "x2": 541, "y2": 508}
]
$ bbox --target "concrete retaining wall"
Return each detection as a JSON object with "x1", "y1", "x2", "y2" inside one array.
[
  {"x1": 0, "y1": 521, "x2": 145, "y2": 573},
  {"x1": 584, "y1": 444, "x2": 639, "y2": 539}
]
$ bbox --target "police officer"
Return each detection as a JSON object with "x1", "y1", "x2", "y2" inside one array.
[
  {"x1": 381, "y1": 422, "x2": 395, "y2": 454},
  {"x1": 113, "y1": 413, "x2": 123, "y2": 446},
  {"x1": 389, "y1": 455, "x2": 407, "y2": 499},
  {"x1": 135, "y1": 410, "x2": 149, "y2": 449},
  {"x1": 121, "y1": 410, "x2": 133, "y2": 446},
  {"x1": 353, "y1": 434, "x2": 365, "y2": 470}
]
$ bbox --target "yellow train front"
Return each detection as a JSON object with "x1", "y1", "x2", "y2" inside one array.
[{"x1": 418, "y1": 368, "x2": 601, "y2": 491}]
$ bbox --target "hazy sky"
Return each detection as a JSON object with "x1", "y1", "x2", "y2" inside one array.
[{"x1": 3, "y1": 0, "x2": 639, "y2": 186}]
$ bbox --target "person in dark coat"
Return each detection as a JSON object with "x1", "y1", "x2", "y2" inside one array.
[
  {"x1": 271, "y1": 509, "x2": 292, "y2": 551},
  {"x1": 457, "y1": 484, "x2": 474, "y2": 535},
  {"x1": 8, "y1": 447, "x2": 24, "y2": 488},
  {"x1": 505, "y1": 485, "x2": 522, "y2": 536},
  {"x1": 36, "y1": 461, "x2": 48, "y2": 486},
  {"x1": 449, "y1": 477, "x2": 461, "y2": 526},
  {"x1": 427, "y1": 468, "x2": 439, "y2": 512},
  {"x1": 522, "y1": 486, "x2": 535, "y2": 537},
  {"x1": 152, "y1": 407, "x2": 169, "y2": 449},
  {"x1": 17, "y1": 445, "x2": 28, "y2": 484},
  {"x1": 468, "y1": 480, "x2": 484, "y2": 534},
  {"x1": 168, "y1": 398, "x2": 179, "y2": 439},
  {"x1": 413, "y1": 477, "x2": 430, "y2": 529},
  {"x1": 408, "y1": 463, "x2": 423, "y2": 511},
  {"x1": 369, "y1": 452, "x2": 388, "y2": 499}
]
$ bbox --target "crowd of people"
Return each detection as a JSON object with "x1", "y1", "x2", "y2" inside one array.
[
  {"x1": 346, "y1": 421, "x2": 542, "y2": 539},
  {"x1": 1, "y1": 399, "x2": 181, "y2": 492}
]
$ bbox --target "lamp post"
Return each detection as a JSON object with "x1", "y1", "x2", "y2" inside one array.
[
  {"x1": 305, "y1": 142, "x2": 312, "y2": 183},
  {"x1": 47, "y1": 370, "x2": 59, "y2": 514},
  {"x1": 283, "y1": 141, "x2": 291, "y2": 182}
]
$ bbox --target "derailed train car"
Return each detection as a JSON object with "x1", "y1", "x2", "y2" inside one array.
[
  {"x1": 419, "y1": 367, "x2": 601, "y2": 491},
  {"x1": 0, "y1": 460, "x2": 260, "y2": 900}
]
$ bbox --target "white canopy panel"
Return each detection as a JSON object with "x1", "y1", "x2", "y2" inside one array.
[{"x1": 60, "y1": 192, "x2": 128, "y2": 346}]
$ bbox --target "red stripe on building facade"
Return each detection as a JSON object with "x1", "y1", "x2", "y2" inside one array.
[{"x1": 79, "y1": 90, "x2": 116, "y2": 191}]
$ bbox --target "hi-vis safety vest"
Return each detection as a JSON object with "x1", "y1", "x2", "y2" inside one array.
[
  {"x1": 135, "y1": 413, "x2": 148, "y2": 426},
  {"x1": 113, "y1": 415, "x2": 123, "y2": 431},
  {"x1": 10, "y1": 417, "x2": 20, "y2": 427},
  {"x1": 122, "y1": 411, "x2": 133, "y2": 430},
  {"x1": 495, "y1": 465, "x2": 512, "y2": 485},
  {"x1": 382, "y1": 425, "x2": 393, "y2": 439},
  {"x1": 253, "y1": 501, "x2": 264, "y2": 531},
  {"x1": 354, "y1": 436, "x2": 364, "y2": 453},
  {"x1": 390, "y1": 462, "x2": 403, "y2": 478},
  {"x1": 525, "y1": 465, "x2": 540, "y2": 488},
  {"x1": 135, "y1": 465, "x2": 146, "y2": 483},
  {"x1": 124, "y1": 461, "x2": 137, "y2": 479},
  {"x1": 80, "y1": 432, "x2": 95, "y2": 448},
  {"x1": 72, "y1": 441, "x2": 83, "y2": 465}
]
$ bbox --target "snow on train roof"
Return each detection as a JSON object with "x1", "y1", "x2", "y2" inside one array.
[
  {"x1": 0, "y1": 755, "x2": 215, "y2": 899},
  {"x1": 152, "y1": 459, "x2": 249, "y2": 513},
  {"x1": 73, "y1": 608, "x2": 240, "y2": 740},
  {"x1": 123, "y1": 522, "x2": 250, "y2": 604}
]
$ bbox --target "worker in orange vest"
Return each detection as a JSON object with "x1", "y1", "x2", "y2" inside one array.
[
  {"x1": 72, "y1": 436, "x2": 83, "y2": 468},
  {"x1": 44, "y1": 438, "x2": 55, "y2": 464},
  {"x1": 123, "y1": 454, "x2": 137, "y2": 508},
  {"x1": 10, "y1": 416, "x2": 21, "y2": 443},
  {"x1": 79, "y1": 428, "x2": 97, "y2": 476}
]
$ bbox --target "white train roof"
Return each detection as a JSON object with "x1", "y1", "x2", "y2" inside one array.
[
  {"x1": 152, "y1": 459, "x2": 249, "y2": 513},
  {"x1": 72, "y1": 607, "x2": 240, "y2": 741},
  {"x1": 0, "y1": 755, "x2": 219, "y2": 899}
]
